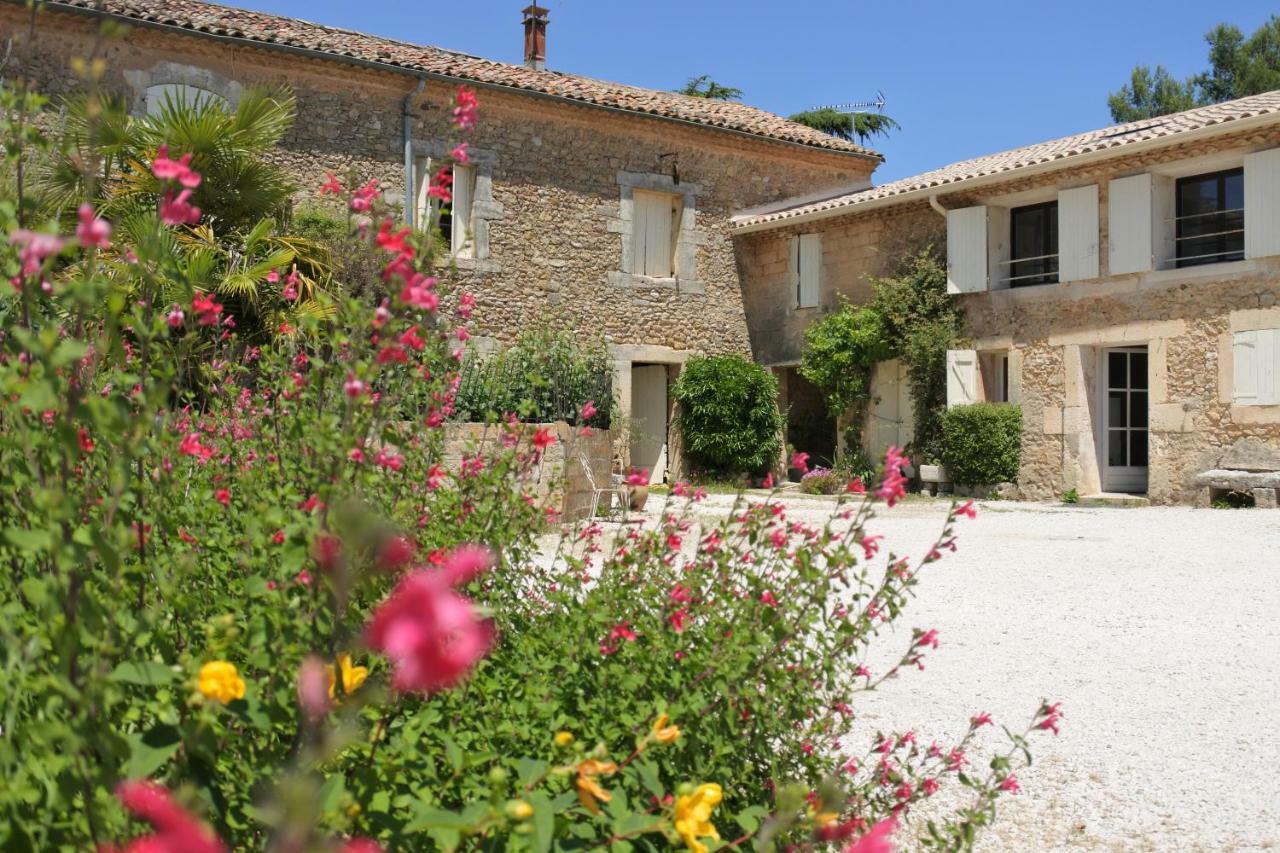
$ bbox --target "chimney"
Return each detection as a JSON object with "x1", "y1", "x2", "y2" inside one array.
[{"x1": 522, "y1": 5, "x2": 549, "y2": 71}]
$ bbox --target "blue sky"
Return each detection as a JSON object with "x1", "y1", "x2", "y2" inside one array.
[{"x1": 247, "y1": 0, "x2": 1276, "y2": 182}]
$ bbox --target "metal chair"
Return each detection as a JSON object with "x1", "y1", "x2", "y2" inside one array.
[{"x1": 579, "y1": 452, "x2": 628, "y2": 522}]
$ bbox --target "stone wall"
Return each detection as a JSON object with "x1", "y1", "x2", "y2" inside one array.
[
  {"x1": 736, "y1": 128, "x2": 1280, "y2": 504},
  {"x1": 441, "y1": 422, "x2": 614, "y2": 522},
  {"x1": 3, "y1": 3, "x2": 876, "y2": 362}
]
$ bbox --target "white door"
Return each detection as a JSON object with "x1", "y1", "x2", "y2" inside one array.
[
  {"x1": 631, "y1": 365, "x2": 668, "y2": 485},
  {"x1": 864, "y1": 359, "x2": 914, "y2": 461},
  {"x1": 1101, "y1": 347, "x2": 1149, "y2": 493}
]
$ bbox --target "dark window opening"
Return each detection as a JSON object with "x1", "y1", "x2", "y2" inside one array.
[
  {"x1": 1009, "y1": 201, "x2": 1059, "y2": 287},
  {"x1": 1175, "y1": 168, "x2": 1243, "y2": 268}
]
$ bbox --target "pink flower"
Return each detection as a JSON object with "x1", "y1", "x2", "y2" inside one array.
[
  {"x1": 341, "y1": 841, "x2": 384, "y2": 853},
  {"x1": 78, "y1": 427, "x2": 95, "y2": 454},
  {"x1": 350, "y1": 179, "x2": 380, "y2": 212},
  {"x1": 762, "y1": 471, "x2": 774, "y2": 489},
  {"x1": 1037, "y1": 701, "x2": 1064, "y2": 735},
  {"x1": 167, "y1": 306, "x2": 185, "y2": 328},
  {"x1": 159, "y1": 188, "x2": 201, "y2": 225},
  {"x1": 297, "y1": 656, "x2": 331, "y2": 721},
  {"x1": 344, "y1": 372, "x2": 368, "y2": 398},
  {"x1": 320, "y1": 172, "x2": 344, "y2": 195},
  {"x1": 179, "y1": 432, "x2": 214, "y2": 463},
  {"x1": 669, "y1": 608, "x2": 688, "y2": 633},
  {"x1": 843, "y1": 817, "x2": 896, "y2": 853},
  {"x1": 8, "y1": 229, "x2": 66, "y2": 277},
  {"x1": 971, "y1": 711, "x2": 993, "y2": 729},
  {"x1": 112, "y1": 779, "x2": 226, "y2": 853},
  {"x1": 427, "y1": 167, "x2": 453, "y2": 203},
  {"x1": 579, "y1": 400, "x2": 598, "y2": 422},
  {"x1": 451, "y1": 142, "x2": 471, "y2": 164},
  {"x1": 624, "y1": 468, "x2": 649, "y2": 487},
  {"x1": 214, "y1": 488, "x2": 230, "y2": 507},
  {"x1": 458, "y1": 292, "x2": 476, "y2": 319},
  {"x1": 999, "y1": 774, "x2": 1021, "y2": 794},
  {"x1": 790, "y1": 451, "x2": 810, "y2": 474},
  {"x1": 364, "y1": 545, "x2": 494, "y2": 694},
  {"x1": 760, "y1": 590, "x2": 778, "y2": 607},
  {"x1": 921, "y1": 777, "x2": 940, "y2": 796},
  {"x1": 378, "y1": 535, "x2": 416, "y2": 572},
  {"x1": 192, "y1": 294, "x2": 222, "y2": 325},
  {"x1": 916, "y1": 629, "x2": 939, "y2": 650},
  {"x1": 76, "y1": 203, "x2": 112, "y2": 248},
  {"x1": 877, "y1": 446, "x2": 909, "y2": 508},
  {"x1": 151, "y1": 146, "x2": 202, "y2": 188},
  {"x1": 452, "y1": 85, "x2": 479, "y2": 131},
  {"x1": 955, "y1": 499, "x2": 976, "y2": 519},
  {"x1": 599, "y1": 621, "x2": 638, "y2": 656},
  {"x1": 846, "y1": 477, "x2": 866, "y2": 495},
  {"x1": 532, "y1": 427, "x2": 556, "y2": 452},
  {"x1": 376, "y1": 219, "x2": 413, "y2": 255}
]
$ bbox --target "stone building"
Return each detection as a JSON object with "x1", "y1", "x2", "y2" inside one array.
[
  {"x1": 1, "y1": 0, "x2": 880, "y2": 483},
  {"x1": 733, "y1": 93, "x2": 1280, "y2": 504}
]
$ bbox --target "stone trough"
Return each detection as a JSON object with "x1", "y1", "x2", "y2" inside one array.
[{"x1": 1194, "y1": 438, "x2": 1280, "y2": 508}]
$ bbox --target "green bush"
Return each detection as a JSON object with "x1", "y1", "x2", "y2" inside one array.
[
  {"x1": 672, "y1": 355, "x2": 784, "y2": 476},
  {"x1": 941, "y1": 403, "x2": 1024, "y2": 485},
  {"x1": 798, "y1": 305, "x2": 891, "y2": 421},
  {"x1": 453, "y1": 325, "x2": 614, "y2": 427}
]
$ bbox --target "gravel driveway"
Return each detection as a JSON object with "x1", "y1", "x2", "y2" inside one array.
[{"x1": 647, "y1": 494, "x2": 1280, "y2": 851}]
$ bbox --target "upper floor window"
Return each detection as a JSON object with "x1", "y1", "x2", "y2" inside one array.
[
  {"x1": 416, "y1": 160, "x2": 476, "y2": 257},
  {"x1": 1008, "y1": 201, "x2": 1058, "y2": 287},
  {"x1": 1175, "y1": 168, "x2": 1244, "y2": 267},
  {"x1": 632, "y1": 190, "x2": 681, "y2": 279},
  {"x1": 792, "y1": 233, "x2": 821, "y2": 308},
  {"x1": 145, "y1": 83, "x2": 225, "y2": 116}
]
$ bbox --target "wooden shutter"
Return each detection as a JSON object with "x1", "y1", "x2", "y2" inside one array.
[
  {"x1": 1058, "y1": 185, "x2": 1099, "y2": 282},
  {"x1": 1245, "y1": 148, "x2": 1280, "y2": 259},
  {"x1": 798, "y1": 233, "x2": 821, "y2": 308},
  {"x1": 451, "y1": 164, "x2": 475, "y2": 256},
  {"x1": 1237, "y1": 329, "x2": 1280, "y2": 404},
  {"x1": 946, "y1": 349, "x2": 979, "y2": 408},
  {"x1": 946, "y1": 206, "x2": 988, "y2": 294},
  {"x1": 788, "y1": 236, "x2": 800, "y2": 305},
  {"x1": 633, "y1": 191, "x2": 673, "y2": 278},
  {"x1": 1109, "y1": 174, "x2": 1154, "y2": 275}
]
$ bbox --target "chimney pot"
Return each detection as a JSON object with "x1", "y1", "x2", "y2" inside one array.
[{"x1": 522, "y1": 4, "x2": 549, "y2": 71}]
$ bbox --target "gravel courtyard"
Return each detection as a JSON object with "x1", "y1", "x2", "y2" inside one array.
[{"x1": 645, "y1": 494, "x2": 1280, "y2": 851}]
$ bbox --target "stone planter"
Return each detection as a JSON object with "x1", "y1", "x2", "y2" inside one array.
[
  {"x1": 919, "y1": 463, "x2": 951, "y2": 497},
  {"x1": 628, "y1": 484, "x2": 650, "y2": 512}
]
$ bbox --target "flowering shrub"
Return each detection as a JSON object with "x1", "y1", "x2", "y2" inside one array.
[
  {"x1": 0, "y1": 55, "x2": 1056, "y2": 852},
  {"x1": 799, "y1": 467, "x2": 842, "y2": 494}
]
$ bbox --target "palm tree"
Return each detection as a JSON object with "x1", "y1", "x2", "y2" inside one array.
[{"x1": 44, "y1": 86, "x2": 333, "y2": 342}]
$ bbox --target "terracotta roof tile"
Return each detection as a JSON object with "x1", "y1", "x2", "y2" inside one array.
[
  {"x1": 734, "y1": 90, "x2": 1280, "y2": 229},
  {"x1": 35, "y1": 0, "x2": 880, "y2": 159}
]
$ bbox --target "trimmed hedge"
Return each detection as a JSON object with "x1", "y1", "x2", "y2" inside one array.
[
  {"x1": 940, "y1": 403, "x2": 1023, "y2": 486},
  {"x1": 672, "y1": 355, "x2": 784, "y2": 476}
]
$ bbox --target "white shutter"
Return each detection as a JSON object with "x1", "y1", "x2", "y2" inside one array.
[
  {"x1": 946, "y1": 206, "x2": 988, "y2": 294},
  {"x1": 451, "y1": 164, "x2": 475, "y2": 256},
  {"x1": 798, "y1": 233, "x2": 821, "y2": 308},
  {"x1": 1006, "y1": 353, "x2": 1021, "y2": 404},
  {"x1": 788, "y1": 236, "x2": 801, "y2": 305},
  {"x1": 1245, "y1": 148, "x2": 1280, "y2": 259},
  {"x1": 1108, "y1": 174, "x2": 1154, "y2": 275},
  {"x1": 946, "y1": 349, "x2": 979, "y2": 408},
  {"x1": 643, "y1": 192, "x2": 673, "y2": 278},
  {"x1": 1238, "y1": 329, "x2": 1280, "y2": 405},
  {"x1": 1266, "y1": 330, "x2": 1280, "y2": 404},
  {"x1": 1058, "y1": 185, "x2": 1099, "y2": 282}
]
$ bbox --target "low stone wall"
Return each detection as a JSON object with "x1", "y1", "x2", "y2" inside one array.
[{"x1": 441, "y1": 422, "x2": 613, "y2": 522}]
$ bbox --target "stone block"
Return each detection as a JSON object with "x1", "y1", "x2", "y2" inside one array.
[
  {"x1": 1253, "y1": 487, "x2": 1278, "y2": 509},
  {"x1": 1219, "y1": 438, "x2": 1280, "y2": 472}
]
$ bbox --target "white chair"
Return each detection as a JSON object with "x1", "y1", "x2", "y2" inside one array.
[{"x1": 580, "y1": 452, "x2": 627, "y2": 522}]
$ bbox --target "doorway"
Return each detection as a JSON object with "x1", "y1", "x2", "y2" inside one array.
[
  {"x1": 630, "y1": 364, "x2": 669, "y2": 485},
  {"x1": 1101, "y1": 347, "x2": 1149, "y2": 493}
]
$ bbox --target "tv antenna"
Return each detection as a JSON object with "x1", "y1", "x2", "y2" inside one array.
[{"x1": 808, "y1": 91, "x2": 887, "y2": 114}]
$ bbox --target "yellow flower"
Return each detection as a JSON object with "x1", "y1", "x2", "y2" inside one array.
[
  {"x1": 674, "y1": 783, "x2": 722, "y2": 853},
  {"x1": 197, "y1": 661, "x2": 245, "y2": 704},
  {"x1": 506, "y1": 799, "x2": 534, "y2": 821},
  {"x1": 554, "y1": 731, "x2": 575, "y2": 747},
  {"x1": 652, "y1": 713, "x2": 681, "y2": 744},
  {"x1": 325, "y1": 653, "x2": 368, "y2": 699},
  {"x1": 574, "y1": 759, "x2": 618, "y2": 815}
]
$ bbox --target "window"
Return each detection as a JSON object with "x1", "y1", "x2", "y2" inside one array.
[
  {"x1": 632, "y1": 190, "x2": 680, "y2": 279},
  {"x1": 793, "y1": 233, "x2": 821, "y2": 308},
  {"x1": 416, "y1": 160, "x2": 476, "y2": 257},
  {"x1": 1232, "y1": 328, "x2": 1280, "y2": 405},
  {"x1": 994, "y1": 354, "x2": 1010, "y2": 402},
  {"x1": 145, "y1": 83, "x2": 225, "y2": 116},
  {"x1": 1008, "y1": 201, "x2": 1058, "y2": 287},
  {"x1": 1176, "y1": 168, "x2": 1244, "y2": 267}
]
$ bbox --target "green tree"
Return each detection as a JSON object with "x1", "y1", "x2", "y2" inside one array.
[
  {"x1": 787, "y1": 107, "x2": 901, "y2": 143},
  {"x1": 671, "y1": 354, "x2": 784, "y2": 476},
  {"x1": 675, "y1": 75, "x2": 743, "y2": 100},
  {"x1": 1108, "y1": 16, "x2": 1280, "y2": 122}
]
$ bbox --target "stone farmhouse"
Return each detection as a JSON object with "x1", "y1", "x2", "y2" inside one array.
[
  {"x1": 5, "y1": 0, "x2": 1280, "y2": 504},
  {"x1": 734, "y1": 94, "x2": 1280, "y2": 504}
]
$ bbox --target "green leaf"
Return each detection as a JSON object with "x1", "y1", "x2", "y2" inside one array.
[
  {"x1": 4, "y1": 527, "x2": 53, "y2": 552},
  {"x1": 109, "y1": 661, "x2": 177, "y2": 686},
  {"x1": 443, "y1": 737, "x2": 463, "y2": 773},
  {"x1": 317, "y1": 773, "x2": 346, "y2": 817},
  {"x1": 123, "y1": 724, "x2": 181, "y2": 779},
  {"x1": 736, "y1": 805, "x2": 768, "y2": 834}
]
